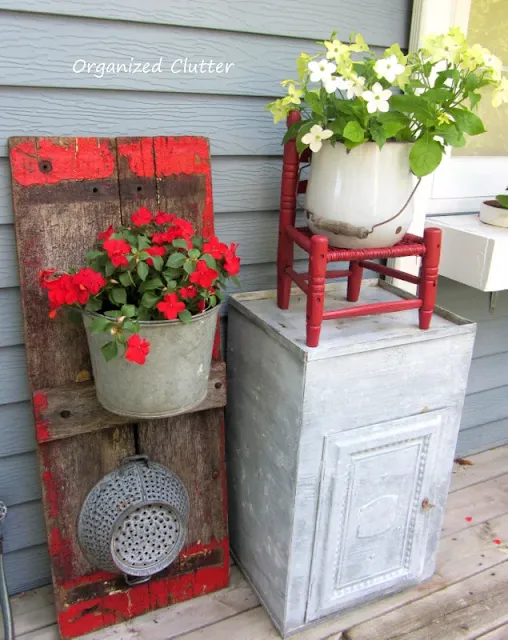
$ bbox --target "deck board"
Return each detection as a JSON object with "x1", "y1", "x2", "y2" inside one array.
[{"x1": 4, "y1": 444, "x2": 508, "y2": 640}]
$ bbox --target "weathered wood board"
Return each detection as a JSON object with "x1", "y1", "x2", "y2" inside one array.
[{"x1": 9, "y1": 136, "x2": 229, "y2": 639}]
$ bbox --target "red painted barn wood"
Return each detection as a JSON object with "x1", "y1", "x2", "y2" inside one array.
[
  {"x1": 9, "y1": 136, "x2": 229, "y2": 639},
  {"x1": 277, "y1": 112, "x2": 442, "y2": 347}
]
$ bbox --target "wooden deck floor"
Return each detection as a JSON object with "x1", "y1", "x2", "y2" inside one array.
[{"x1": 3, "y1": 445, "x2": 508, "y2": 640}]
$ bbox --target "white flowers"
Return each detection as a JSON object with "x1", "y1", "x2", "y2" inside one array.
[
  {"x1": 374, "y1": 55, "x2": 406, "y2": 83},
  {"x1": 308, "y1": 59, "x2": 336, "y2": 84},
  {"x1": 301, "y1": 124, "x2": 333, "y2": 152},
  {"x1": 347, "y1": 75, "x2": 366, "y2": 99},
  {"x1": 361, "y1": 82, "x2": 392, "y2": 113},
  {"x1": 324, "y1": 75, "x2": 350, "y2": 94}
]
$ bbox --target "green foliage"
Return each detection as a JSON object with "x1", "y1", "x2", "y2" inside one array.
[
  {"x1": 409, "y1": 135, "x2": 443, "y2": 177},
  {"x1": 496, "y1": 194, "x2": 508, "y2": 209}
]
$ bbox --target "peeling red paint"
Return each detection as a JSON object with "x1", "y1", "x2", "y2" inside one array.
[
  {"x1": 10, "y1": 138, "x2": 115, "y2": 186},
  {"x1": 153, "y1": 137, "x2": 214, "y2": 237},
  {"x1": 41, "y1": 448, "x2": 59, "y2": 518},
  {"x1": 58, "y1": 537, "x2": 229, "y2": 639},
  {"x1": 117, "y1": 139, "x2": 155, "y2": 177},
  {"x1": 33, "y1": 392, "x2": 51, "y2": 441},
  {"x1": 35, "y1": 419, "x2": 51, "y2": 442},
  {"x1": 61, "y1": 570, "x2": 116, "y2": 591}
]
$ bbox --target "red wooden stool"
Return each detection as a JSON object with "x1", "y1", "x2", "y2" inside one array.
[{"x1": 277, "y1": 114, "x2": 442, "y2": 347}]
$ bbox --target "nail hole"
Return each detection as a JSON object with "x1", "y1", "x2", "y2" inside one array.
[
  {"x1": 478, "y1": 562, "x2": 483, "y2": 566},
  {"x1": 491, "y1": 572, "x2": 496, "y2": 576},
  {"x1": 92, "y1": 187, "x2": 98, "y2": 193},
  {"x1": 215, "y1": 382, "x2": 222, "y2": 389},
  {"x1": 469, "y1": 591, "x2": 474, "y2": 595},
  {"x1": 60, "y1": 410, "x2": 71, "y2": 419},
  {"x1": 396, "y1": 226, "x2": 402, "y2": 234},
  {"x1": 481, "y1": 554, "x2": 485, "y2": 558},
  {"x1": 452, "y1": 537, "x2": 457, "y2": 541},
  {"x1": 39, "y1": 161, "x2": 52, "y2": 173},
  {"x1": 137, "y1": 186, "x2": 142, "y2": 192}
]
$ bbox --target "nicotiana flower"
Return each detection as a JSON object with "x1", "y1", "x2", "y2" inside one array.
[
  {"x1": 492, "y1": 77, "x2": 508, "y2": 108},
  {"x1": 308, "y1": 59, "x2": 337, "y2": 84},
  {"x1": 346, "y1": 75, "x2": 366, "y2": 99},
  {"x1": 324, "y1": 75, "x2": 351, "y2": 94},
  {"x1": 374, "y1": 55, "x2": 405, "y2": 83},
  {"x1": 301, "y1": 124, "x2": 333, "y2": 152},
  {"x1": 361, "y1": 83, "x2": 392, "y2": 113},
  {"x1": 324, "y1": 39, "x2": 349, "y2": 60},
  {"x1": 484, "y1": 53, "x2": 503, "y2": 81}
]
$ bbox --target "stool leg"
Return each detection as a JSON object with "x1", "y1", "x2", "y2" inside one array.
[
  {"x1": 307, "y1": 235, "x2": 328, "y2": 347},
  {"x1": 347, "y1": 260, "x2": 363, "y2": 302},
  {"x1": 277, "y1": 225, "x2": 294, "y2": 310},
  {"x1": 419, "y1": 227, "x2": 442, "y2": 330}
]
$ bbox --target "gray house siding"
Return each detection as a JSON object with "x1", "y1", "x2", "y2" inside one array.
[{"x1": 0, "y1": 0, "x2": 410, "y2": 594}]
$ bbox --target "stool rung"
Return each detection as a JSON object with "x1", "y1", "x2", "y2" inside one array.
[
  {"x1": 323, "y1": 299, "x2": 422, "y2": 321},
  {"x1": 359, "y1": 260, "x2": 420, "y2": 285}
]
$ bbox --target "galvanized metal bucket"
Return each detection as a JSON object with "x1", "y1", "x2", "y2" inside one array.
[
  {"x1": 78, "y1": 456, "x2": 189, "y2": 584},
  {"x1": 83, "y1": 305, "x2": 220, "y2": 419}
]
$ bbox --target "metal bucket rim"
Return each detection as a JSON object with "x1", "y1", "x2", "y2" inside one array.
[{"x1": 82, "y1": 303, "x2": 221, "y2": 327}]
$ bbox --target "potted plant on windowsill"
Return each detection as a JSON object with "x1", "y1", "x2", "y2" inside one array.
[
  {"x1": 480, "y1": 191, "x2": 508, "y2": 228},
  {"x1": 267, "y1": 29, "x2": 508, "y2": 248},
  {"x1": 39, "y1": 207, "x2": 240, "y2": 419}
]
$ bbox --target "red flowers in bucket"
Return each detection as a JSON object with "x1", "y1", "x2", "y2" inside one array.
[{"x1": 39, "y1": 208, "x2": 240, "y2": 365}]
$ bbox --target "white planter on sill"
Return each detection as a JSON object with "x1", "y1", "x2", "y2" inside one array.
[
  {"x1": 479, "y1": 200, "x2": 508, "y2": 228},
  {"x1": 305, "y1": 141, "x2": 417, "y2": 249}
]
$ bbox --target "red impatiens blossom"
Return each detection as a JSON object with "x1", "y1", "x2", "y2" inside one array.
[
  {"x1": 156, "y1": 293, "x2": 186, "y2": 320},
  {"x1": 145, "y1": 245, "x2": 166, "y2": 266},
  {"x1": 125, "y1": 334, "x2": 150, "y2": 365},
  {"x1": 151, "y1": 218, "x2": 195, "y2": 246},
  {"x1": 103, "y1": 238, "x2": 131, "y2": 268},
  {"x1": 131, "y1": 206, "x2": 153, "y2": 227},
  {"x1": 203, "y1": 236, "x2": 228, "y2": 259},
  {"x1": 42, "y1": 274, "x2": 80, "y2": 314},
  {"x1": 224, "y1": 243, "x2": 240, "y2": 276},
  {"x1": 154, "y1": 211, "x2": 175, "y2": 225},
  {"x1": 197, "y1": 299, "x2": 206, "y2": 312},
  {"x1": 98, "y1": 225, "x2": 115, "y2": 242},
  {"x1": 73, "y1": 268, "x2": 107, "y2": 298},
  {"x1": 179, "y1": 286, "x2": 198, "y2": 300},
  {"x1": 39, "y1": 269, "x2": 56, "y2": 289},
  {"x1": 190, "y1": 260, "x2": 218, "y2": 289}
]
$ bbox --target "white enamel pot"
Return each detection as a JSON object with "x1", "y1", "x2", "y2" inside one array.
[
  {"x1": 304, "y1": 141, "x2": 418, "y2": 248},
  {"x1": 479, "y1": 200, "x2": 508, "y2": 228}
]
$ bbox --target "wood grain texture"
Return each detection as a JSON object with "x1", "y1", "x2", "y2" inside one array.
[
  {"x1": 0, "y1": 156, "x2": 283, "y2": 222},
  {"x1": 0, "y1": 90, "x2": 284, "y2": 159},
  {"x1": 0, "y1": 13, "x2": 383, "y2": 98},
  {"x1": 0, "y1": 0, "x2": 411, "y2": 44},
  {"x1": 35, "y1": 362, "x2": 226, "y2": 443},
  {"x1": 451, "y1": 445, "x2": 508, "y2": 492}
]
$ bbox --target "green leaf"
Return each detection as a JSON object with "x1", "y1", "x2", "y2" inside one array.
[
  {"x1": 368, "y1": 120, "x2": 386, "y2": 149},
  {"x1": 166, "y1": 252, "x2": 187, "y2": 268},
  {"x1": 166, "y1": 279, "x2": 177, "y2": 290},
  {"x1": 151, "y1": 254, "x2": 164, "y2": 271},
  {"x1": 450, "y1": 108, "x2": 486, "y2": 136},
  {"x1": 142, "y1": 277, "x2": 164, "y2": 291},
  {"x1": 140, "y1": 292, "x2": 160, "y2": 308},
  {"x1": 232, "y1": 275, "x2": 241, "y2": 288},
  {"x1": 188, "y1": 248, "x2": 201, "y2": 260},
  {"x1": 172, "y1": 238, "x2": 189, "y2": 250},
  {"x1": 465, "y1": 73, "x2": 479, "y2": 93},
  {"x1": 390, "y1": 94, "x2": 435, "y2": 124},
  {"x1": 377, "y1": 112, "x2": 410, "y2": 138},
  {"x1": 91, "y1": 316, "x2": 112, "y2": 333},
  {"x1": 162, "y1": 268, "x2": 180, "y2": 281},
  {"x1": 343, "y1": 121, "x2": 365, "y2": 143},
  {"x1": 121, "y1": 304, "x2": 136, "y2": 318},
  {"x1": 86, "y1": 298, "x2": 102, "y2": 312},
  {"x1": 436, "y1": 124, "x2": 466, "y2": 147},
  {"x1": 178, "y1": 309, "x2": 192, "y2": 324},
  {"x1": 434, "y1": 68, "x2": 460, "y2": 88},
  {"x1": 137, "y1": 235, "x2": 151, "y2": 250},
  {"x1": 202, "y1": 253, "x2": 217, "y2": 269},
  {"x1": 86, "y1": 250, "x2": 103, "y2": 261},
  {"x1": 137, "y1": 261, "x2": 149, "y2": 281},
  {"x1": 111, "y1": 288, "x2": 127, "y2": 305},
  {"x1": 104, "y1": 310, "x2": 121, "y2": 318},
  {"x1": 67, "y1": 308, "x2": 83, "y2": 325},
  {"x1": 183, "y1": 261, "x2": 196, "y2": 275},
  {"x1": 468, "y1": 91, "x2": 481, "y2": 110},
  {"x1": 105, "y1": 262, "x2": 116, "y2": 277},
  {"x1": 101, "y1": 341, "x2": 118, "y2": 362},
  {"x1": 138, "y1": 306, "x2": 151, "y2": 321},
  {"x1": 209, "y1": 295, "x2": 217, "y2": 307},
  {"x1": 496, "y1": 194, "x2": 508, "y2": 209},
  {"x1": 409, "y1": 135, "x2": 443, "y2": 177},
  {"x1": 119, "y1": 272, "x2": 133, "y2": 287},
  {"x1": 304, "y1": 91, "x2": 324, "y2": 117},
  {"x1": 282, "y1": 119, "x2": 305, "y2": 144},
  {"x1": 122, "y1": 319, "x2": 138, "y2": 333},
  {"x1": 420, "y1": 88, "x2": 455, "y2": 104},
  {"x1": 191, "y1": 236, "x2": 203, "y2": 249}
]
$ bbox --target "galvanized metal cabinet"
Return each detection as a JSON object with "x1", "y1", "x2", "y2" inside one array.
[{"x1": 226, "y1": 283, "x2": 476, "y2": 637}]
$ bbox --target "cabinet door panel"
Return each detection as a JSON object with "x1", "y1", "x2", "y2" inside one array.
[{"x1": 306, "y1": 409, "x2": 453, "y2": 621}]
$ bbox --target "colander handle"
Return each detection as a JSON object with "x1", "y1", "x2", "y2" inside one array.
[
  {"x1": 124, "y1": 574, "x2": 151, "y2": 586},
  {"x1": 120, "y1": 455, "x2": 149, "y2": 467}
]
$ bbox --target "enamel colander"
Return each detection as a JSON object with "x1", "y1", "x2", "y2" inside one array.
[{"x1": 78, "y1": 456, "x2": 189, "y2": 584}]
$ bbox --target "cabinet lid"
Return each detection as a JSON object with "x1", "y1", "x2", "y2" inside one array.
[{"x1": 229, "y1": 281, "x2": 476, "y2": 362}]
